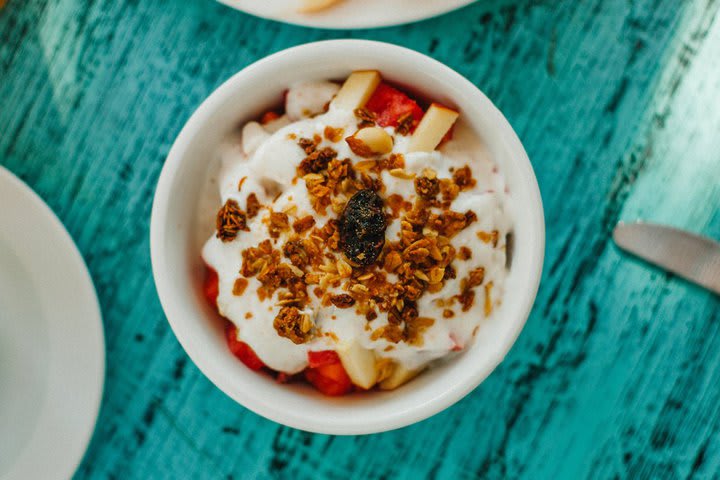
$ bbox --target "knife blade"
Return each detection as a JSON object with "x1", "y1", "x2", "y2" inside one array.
[{"x1": 613, "y1": 222, "x2": 720, "y2": 295}]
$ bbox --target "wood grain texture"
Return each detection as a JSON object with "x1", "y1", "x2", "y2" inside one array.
[{"x1": 1, "y1": 0, "x2": 719, "y2": 478}]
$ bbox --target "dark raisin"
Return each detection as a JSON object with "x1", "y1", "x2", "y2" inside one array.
[{"x1": 338, "y1": 189, "x2": 387, "y2": 266}]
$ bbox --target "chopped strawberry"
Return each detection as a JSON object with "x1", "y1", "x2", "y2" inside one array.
[
  {"x1": 260, "y1": 110, "x2": 281, "y2": 124},
  {"x1": 203, "y1": 267, "x2": 219, "y2": 307},
  {"x1": 365, "y1": 83, "x2": 424, "y2": 131},
  {"x1": 225, "y1": 324, "x2": 265, "y2": 371},
  {"x1": 305, "y1": 359, "x2": 353, "y2": 396},
  {"x1": 307, "y1": 350, "x2": 341, "y2": 368}
]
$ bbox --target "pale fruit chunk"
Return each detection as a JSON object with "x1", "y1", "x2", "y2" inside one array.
[
  {"x1": 241, "y1": 121, "x2": 270, "y2": 156},
  {"x1": 379, "y1": 362, "x2": 423, "y2": 390},
  {"x1": 337, "y1": 342, "x2": 378, "y2": 389},
  {"x1": 407, "y1": 103, "x2": 459, "y2": 153},
  {"x1": 346, "y1": 126, "x2": 393, "y2": 157},
  {"x1": 331, "y1": 70, "x2": 381, "y2": 111},
  {"x1": 297, "y1": 0, "x2": 341, "y2": 12}
]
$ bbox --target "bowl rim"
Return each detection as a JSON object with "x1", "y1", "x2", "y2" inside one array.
[
  {"x1": 151, "y1": 39, "x2": 545, "y2": 434},
  {"x1": 214, "y1": 0, "x2": 478, "y2": 30}
]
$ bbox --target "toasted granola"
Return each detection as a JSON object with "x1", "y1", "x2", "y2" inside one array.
[
  {"x1": 274, "y1": 306, "x2": 313, "y2": 344},
  {"x1": 292, "y1": 215, "x2": 316, "y2": 234},
  {"x1": 246, "y1": 193, "x2": 262, "y2": 218},
  {"x1": 267, "y1": 211, "x2": 290, "y2": 238},
  {"x1": 354, "y1": 107, "x2": 376, "y2": 128},
  {"x1": 215, "y1": 199, "x2": 249, "y2": 242}
]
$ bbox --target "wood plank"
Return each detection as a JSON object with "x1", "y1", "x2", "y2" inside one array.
[{"x1": 0, "y1": 0, "x2": 718, "y2": 478}]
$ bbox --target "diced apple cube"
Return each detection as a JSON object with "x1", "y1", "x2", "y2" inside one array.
[
  {"x1": 407, "y1": 103, "x2": 459, "y2": 153},
  {"x1": 297, "y1": 0, "x2": 341, "y2": 13},
  {"x1": 378, "y1": 362, "x2": 423, "y2": 390},
  {"x1": 331, "y1": 70, "x2": 382, "y2": 111},
  {"x1": 336, "y1": 342, "x2": 378, "y2": 389}
]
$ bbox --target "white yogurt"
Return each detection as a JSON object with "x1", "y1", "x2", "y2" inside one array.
[{"x1": 202, "y1": 81, "x2": 512, "y2": 374}]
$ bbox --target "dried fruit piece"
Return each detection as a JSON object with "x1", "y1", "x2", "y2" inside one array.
[{"x1": 338, "y1": 189, "x2": 387, "y2": 266}]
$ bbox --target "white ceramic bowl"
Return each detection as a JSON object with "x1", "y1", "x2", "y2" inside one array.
[
  {"x1": 216, "y1": 0, "x2": 477, "y2": 30},
  {"x1": 151, "y1": 40, "x2": 544, "y2": 435}
]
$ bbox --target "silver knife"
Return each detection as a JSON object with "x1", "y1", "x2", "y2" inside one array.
[{"x1": 613, "y1": 221, "x2": 720, "y2": 295}]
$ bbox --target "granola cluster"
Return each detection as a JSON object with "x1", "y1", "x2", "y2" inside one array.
[
  {"x1": 215, "y1": 199, "x2": 249, "y2": 242},
  {"x1": 216, "y1": 108, "x2": 496, "y2": 347}
]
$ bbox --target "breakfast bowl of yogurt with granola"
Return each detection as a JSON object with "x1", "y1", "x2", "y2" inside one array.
[{"x1": 151, "y1": 40, "x2": 544, "y2": 434}]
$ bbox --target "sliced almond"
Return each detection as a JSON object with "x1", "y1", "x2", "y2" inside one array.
[
  {"x1": 407, "y1": 103, "x2": 459, "y2": 153},
  {"x1": 332, "y1": 70, "x2": 381, "y2": 110}
]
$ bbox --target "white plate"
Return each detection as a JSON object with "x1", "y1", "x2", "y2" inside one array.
[
  {"x1": 0, "y1": 167, "x2": 104, "y2": 480},
  {"x1": 217, "y1": 0, "x2": 477, "y2": 29}
]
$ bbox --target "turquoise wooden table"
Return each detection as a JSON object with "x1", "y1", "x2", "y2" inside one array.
[{"x1": 2, "y1": 0, "x2": 720, "y2": 478}]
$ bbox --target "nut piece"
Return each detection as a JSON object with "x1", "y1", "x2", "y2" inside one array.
[
  {"x1": 331, "y1": 70, "x2": 381, "y2": 110},
  {"x1": 345, "y1": 127, "x2": 393, "y2": 157},
  {"x1": 407, "y1": 103, "x2": 459, "y2": 153}
]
